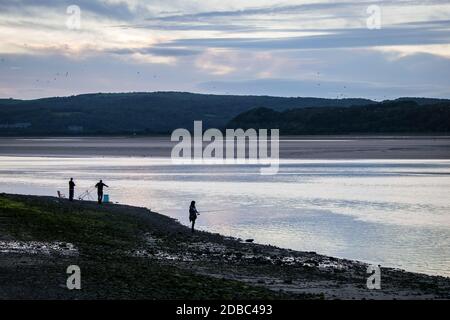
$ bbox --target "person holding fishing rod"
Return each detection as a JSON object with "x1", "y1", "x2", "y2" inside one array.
[
  {"x1": 188, "y1": 203, "x2": 229, "y2": 233},
  {"x1": 95, "y1": 179, "x2": 109, "y2": 204},
  {"x1": 189, "y1": 201, "x2": 199, "y2": 233}
]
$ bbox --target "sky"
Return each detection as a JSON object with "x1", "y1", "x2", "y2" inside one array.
[{"x1": 0, "y1": 0, "x2": 449, "y2": 100}]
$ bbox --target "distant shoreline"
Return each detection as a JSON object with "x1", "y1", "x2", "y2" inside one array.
[
  {"x1": 1, "y1": 133, "x2": 450, "y2": 138},
  {"x1": 1, "y1": 135, "x2": 449, "y2": 159}
]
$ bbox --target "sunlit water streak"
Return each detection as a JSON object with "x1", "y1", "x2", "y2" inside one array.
[{"x1": 0, "y1": 156, "x2": 449, "y2": 277}]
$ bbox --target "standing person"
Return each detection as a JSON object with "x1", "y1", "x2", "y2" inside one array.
[
  {"x1": 69, "y1": 178, "x2": 76, "y2": 201},
  {"x1": 189, "y1": 201, "x2": 199, "y2": 233},
  {"x1": 95, "y1": 180, "x2": 109, "y2": 204}
]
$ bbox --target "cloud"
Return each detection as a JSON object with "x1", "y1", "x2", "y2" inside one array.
[
  {"x1": 1, "y1": 0, "x2": 450, "y2": 99},
  {"x1": 111, "y1": 22, "x2": 260, "y2": 33},
  {"x1": 0, "y1": 0, "x2": 149, "y2": 20},
  {"x1": 109, "y1": 47, "x2": 200, "y2": 57},
  {"x1": 162, "y1": 21, "x2": 450, "y2": 51},
  {"x1": 208, "y1": 48, "x2": 450, "y2": 99},
  {"x1": 148, "y1": 0, "x2": 446, "y2": 22}
]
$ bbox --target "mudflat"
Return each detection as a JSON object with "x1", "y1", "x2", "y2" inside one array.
[{"x1": 0, "y1": 136, "x2": 449, "y2": 159}]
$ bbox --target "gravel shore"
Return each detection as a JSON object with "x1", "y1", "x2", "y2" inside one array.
[{"x1": 0, "y1": 193, "x2": 449, "y2": 300}]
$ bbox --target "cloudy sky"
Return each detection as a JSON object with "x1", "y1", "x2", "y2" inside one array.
[{"x1": 0, "y1": 0, "x2": 449, "y2": 100}]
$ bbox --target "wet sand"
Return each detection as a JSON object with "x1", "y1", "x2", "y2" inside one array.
[{"x1": 0, "y1": 136, "x2": 449, "y2": 159}]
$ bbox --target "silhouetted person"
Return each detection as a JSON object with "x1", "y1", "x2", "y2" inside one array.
[
  {"x1": 95, "y1": 180, "x2": 109, "y2": 204},
  {"x1": 189, "y1": 201, "x2": 199, "y2": 233},
  {"x1": 69, "y1": 178, "x2": 75, "y2": 201}
]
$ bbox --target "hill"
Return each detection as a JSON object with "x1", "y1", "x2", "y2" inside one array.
[
  {"x1": 0, "y1": 92, "x2": 375, "y2": 135},
  {"x1": 1, "y1": 92, "x2": 448, "y2": 136},
  {"x1": 227, "y1": 100, "x2": 450, "y2": 134}
]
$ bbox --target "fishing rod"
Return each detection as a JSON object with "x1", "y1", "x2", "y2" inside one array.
[
  {"x1": 77, "y1": 185, "x2": 97, "y2": 201},
  {"x1": 197, "y1": 209, "x2": 229, "y2": 214}
]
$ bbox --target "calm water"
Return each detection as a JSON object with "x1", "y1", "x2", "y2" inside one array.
[{"x1": 0, "y1": 138, "x2": 449, "y2": 277}]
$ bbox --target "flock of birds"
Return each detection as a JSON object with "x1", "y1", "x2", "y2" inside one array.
[
  {"x1": 0, "y1": 56, "x2": 160, "y2": 89},
  {"x1": 1, "y1": 56, "x2": 391, "y2": 100}
]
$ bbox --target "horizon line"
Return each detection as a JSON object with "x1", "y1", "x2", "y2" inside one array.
[{"x1": 2, "y1": 90, "x2": 450, "y2": 102}]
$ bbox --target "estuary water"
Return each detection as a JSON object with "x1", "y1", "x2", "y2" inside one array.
[{"x1": 0, "y1": 137, "x2": 449, "y2": 276}]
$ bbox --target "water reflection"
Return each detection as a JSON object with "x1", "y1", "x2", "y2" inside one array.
[{"x1": 0, "y1": 156, "x2": 449, "y2": 276}]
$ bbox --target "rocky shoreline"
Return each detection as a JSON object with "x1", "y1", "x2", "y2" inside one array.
[{"x1": 0, "y1": 193, "x2": 449, "y2": 299}]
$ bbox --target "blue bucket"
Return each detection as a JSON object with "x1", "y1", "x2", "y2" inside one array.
[{"x1": 103, "y1": 194, "x2": 110, "y2": 203}]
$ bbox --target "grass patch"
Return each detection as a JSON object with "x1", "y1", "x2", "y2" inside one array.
[
  {"x1": 0, "y1": 195, "x2": 144, "y2": 256},
  {"x1": 0, "y1": 194, "x2": 305, "y2": 299}
]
